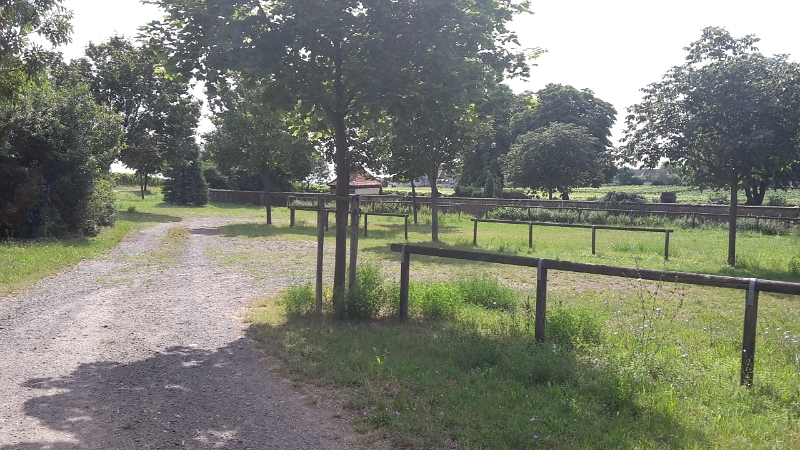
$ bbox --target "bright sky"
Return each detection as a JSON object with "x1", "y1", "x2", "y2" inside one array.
[{"x1": 58, "y1": 0, "x2": 800, "y2": 144}]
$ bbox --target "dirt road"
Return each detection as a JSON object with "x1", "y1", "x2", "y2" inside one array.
[{"x1": 0, "y1": 219, "x2": 348, "y2": 449}]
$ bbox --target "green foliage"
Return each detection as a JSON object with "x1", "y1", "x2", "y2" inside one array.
[
  {"x1": 0, "y1": 82, "x2": 121, "y2": 238},
  {"x1": 339, "y1": 264, "x2": 393, "y2": 320},
  {"x1": 81, "y1": 178, "x2": 117, "y2": 237},
  {"x1": 602, "y1": 191, "x2": 647, "y2": 204},
  {"x1": 503, "y1": 123, "x2": 601, "y2": 199},
  {"x1": 547, "y1": 308, "x2": 605, "y2": 349},
  {"x1": 110, "y1": 172, "x2": 163, "y2": 187},
  {"x1": 279, "y1": 284, "x2": 317, "y2": 319},
  {"x1": 162, "y1": 145, "x2": 209, "y2": 206},
  {"x1": 457, "y1": 275, "x2": 516, "y2": 310},
  {"x1": 765, "y1": 192, "x2": 789, "y2": 207}
]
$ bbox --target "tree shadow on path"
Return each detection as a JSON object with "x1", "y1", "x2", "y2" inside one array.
[{"x1": 3, "y1": 340, "x2": 346, "y2": 450}]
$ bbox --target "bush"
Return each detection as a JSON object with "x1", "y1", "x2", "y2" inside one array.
[
  {"x1": 547, "y1": 308, "x2": 604, "y2": 349},
  {"x1": 409, "y1": 281, "x2": 463, "y2": 320},
  {"x1": 279, "y1": 284, "x2": 317, "y2": 318},
  {"x1": 583, "y1": 210, "x2": 609, "y2": 225},
  {"x1": 81, "y1": 178, "x2": 117, "y2": 237},
  {"x1": 602, "y1": 191, "x2": 647, "y2": 204},
  {"x1": 457, "y1": 274, "x2": 517, "y2": 310},
  {"x1": 338, "y1": 264, "x2": 392, "y2": 319},
  {"x1": 766, "y1": 192, "x2": 789, "y2": 207}
]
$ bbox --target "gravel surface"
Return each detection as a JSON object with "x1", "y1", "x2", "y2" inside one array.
[{"x1": 0, "y1": 218, "x2": 349, "y2": 449}]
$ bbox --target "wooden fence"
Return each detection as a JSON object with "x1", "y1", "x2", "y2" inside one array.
[
  {"x1": 389, "y1": 244, "x2": 800, "y2": 387},
  {"x1": 471, "y1": 218, "x2": 673, "y2": 259}
]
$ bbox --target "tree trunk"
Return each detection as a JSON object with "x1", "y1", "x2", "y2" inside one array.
[
  {"x1": 139, "y1": 172, "x2": 145, "y2": 200},
  {"x1": 262, "y1": 165, "x2": 272, "y2": 225},
  {"x1": 428, "y1": 166, "x2": 439, "y2": 242},
  {"x1": 744, "y1": 183, "x2": 767, "y2": 206},
  {"x1": 548, "y1": 189, "x2": 553, "y2": 200},
  {"x1": 561, "y1": 191, "x2": 570, "y2": 200},
  {"x1": 411, "y1": 180, "x2": 418, "y2": 225},
  {"x1": 330, "y1": 39, "x2": 349, "y2": 298},
  {"x1": 728, "y1": 181, "x2": 738, "y2": 267}
]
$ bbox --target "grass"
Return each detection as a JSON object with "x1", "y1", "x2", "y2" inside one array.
[{"x1": 6, "y1": 187, "x2": 800, "y2": 447}]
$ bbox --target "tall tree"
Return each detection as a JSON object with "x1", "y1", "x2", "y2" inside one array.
[
  {"x1": 204, "y1": 81, "x2": 315, "y2": 223},
  {"x1": 78, "y1": 36, "x2": 201, "y2": 199},
  {"x1": 144, "y1": 0, "x2": 531, "y2": 295},
  {"x1": 502, "y1": 123, "x2": 599, "y2": 199},
  {"x1": 621, "y1": 27, "x2": 800, "y2": 266},
  {"x1": 510, "y1": 83, "x2": 617, "y2": 189}
]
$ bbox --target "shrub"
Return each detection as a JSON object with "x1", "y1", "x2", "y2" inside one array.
[
  {"x1": 602, "y1": 191, "x2": 647, "y2": 204},
  {"x1": 338, "y1": 264, "x2": 391, "y2": 319},
  {"x1": 766, "y1": 192, "x2": 789, "y2": 207},
  {"x1": 583, "y1": 210, "x2": 608, "y2": 225},
  {"x1": 81, "y1": 178, "x2": 117, "y2": 237},
  {"x1": 280, "y1": 284, "x2": 316, "y2": 318}
]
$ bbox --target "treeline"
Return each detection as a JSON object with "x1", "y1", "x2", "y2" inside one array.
[{"x1": 0, "y1": 5, "x2": 210, "y2": 239}]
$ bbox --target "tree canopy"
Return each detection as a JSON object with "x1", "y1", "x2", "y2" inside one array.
[
  {"x1": 621, "y1": 27, "x2": 800, "y2": 265},
  {"x1": 76, "y1": 36, "x2": 202, "y2": 199},
  {"x1": 502, "y1": 123, "x2": 599, "y2": 199},
  {"x1": 510, "y1": 83, "x2": 617, "y2": 186},
  {"x1": 144, "y1": 0, "x2": 532, "y2": 294}
]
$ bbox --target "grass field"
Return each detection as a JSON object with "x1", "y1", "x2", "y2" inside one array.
[
  {"x1": 384, "y1": 184, "x2": 800, "y2": 206},
  {"x1": 6, "y1": 189, "x2": 800, "y2": 448}
]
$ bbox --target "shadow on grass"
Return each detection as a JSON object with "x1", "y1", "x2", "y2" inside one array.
[
  {"x1": 247, "y1": 315, "x2": 708, "y2": 449},
  {"x1": 219, "y1": 222, "x2": 325, "y2": 239},
  {"x1": 118, "y1": 210, "x2": 183, "y2": 224},
  {"x1": 2, "y1": 341, "x2": 341, "y2": 449}
]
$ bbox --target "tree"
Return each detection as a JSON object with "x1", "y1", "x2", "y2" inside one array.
[
  {"x1": 144, "y1": 0, "x2": 531, "y2": 295},
  {"x1": 621, "y1": 27, "x2": 800, "y2": 266},
  {"x1": 78, "y1": 36, "x2": 201, "y2": 199},
  {"x1": 0, "y1": 81, "x2": 121, "y2": 238},
  {"x1": 510, "y1": 84, "x2": 617, "y2": 188},
  {"x1": 502, "y1": 123, "x2": 599, "y2": 200},
  {"x1": 162, "y1": 141, "x2": 209, "y2": 206},
  {"x1": 458, "y1": 88, "x2": 536, "y2": 189},
  {"x1": 204, "y1": 81, "x2": 315, "y2": 222},
  {"x1": 0, "y1": 0, "x2": 71, "y2": 101}
]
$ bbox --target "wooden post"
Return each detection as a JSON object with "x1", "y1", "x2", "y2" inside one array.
[
  {"x1": 316, "y1": 197, "x2": 325, "y2": 316},
  {"x1": 349, "y1": 196, "x2": 360, "y2": 291},
  {"x1": 290, "y1": 208, "x2": 296, "y2": 227},
  {"x1": 528, "y1": 222, "x2": 533, "y2": 248},
  {"x1": 473, "y1": 219, "x2": 479, "y2": 246},
  {"x1": 364, "y1": 213, "x2": 369, "y2": 237},
  {"x1": 591, "y1": 225, "x2": 597, "y2": 255},
  {"x1": 741, "y1": 278, "x2": 759, "y2": 387},
  {"x1": 664, "y1": 230, "x2": 671, "y2": 261},
  {"x1": 535, "y1": 259, "x2": 547, "y2": 342},
  {"x1": 404, "y1": 215, "x2": 409, "y2": 240},
  {"x1": 399, "y1": 244, "x2": 410, "y2": 321},
  {"x1": 691, "y1": 212, "x2": 696, "y2": 228}
]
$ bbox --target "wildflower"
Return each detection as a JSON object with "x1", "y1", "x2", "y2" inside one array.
[
  {"x1": 533, "y1": 435, "x2": 539, "y2": 439},
  {"x1": 530, "y1": 417, "x2": 536, "y2": 421},
  {"x1": 440, "y1": 411, "x2": 445, "y2": 417},
  {"x1": 395, "y1": 411, "x2": 401, "y2": 417},
  {"x1": 681, "y1": 353, "x2": 688, "y2": 358}
]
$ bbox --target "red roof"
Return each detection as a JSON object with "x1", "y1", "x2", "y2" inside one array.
[{"x1": 328, "y1": 172, "x2": 383, "y2": 188}]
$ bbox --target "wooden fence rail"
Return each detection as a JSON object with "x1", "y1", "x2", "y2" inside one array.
[
  {"x1": 472, "y1": 218, "x2": 673, "y2": 260},
  {"x1": 389, "y1": 243, "x2": 800, "y2": 387}
]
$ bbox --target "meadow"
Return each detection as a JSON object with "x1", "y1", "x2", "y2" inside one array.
[{"x1": 4, "y1": 188, "x2": 800, "y2": 448}]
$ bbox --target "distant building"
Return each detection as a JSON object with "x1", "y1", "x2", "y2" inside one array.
[{"x1": 328, "y1": 172, "x2": 383, "y2": 195}]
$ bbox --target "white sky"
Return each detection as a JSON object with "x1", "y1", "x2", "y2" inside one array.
[{"x1": 58, "y1": 0, "x2": 800, "y2": 145}]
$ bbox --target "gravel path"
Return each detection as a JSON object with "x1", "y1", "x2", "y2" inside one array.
[{"x1": 0, "y1": 218, "x2": 349, "y2": 449}]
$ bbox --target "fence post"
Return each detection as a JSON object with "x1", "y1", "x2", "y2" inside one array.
[
  {"x1": 316, "y1": 196, "x2": 325, "y2": 316},
  {"x1": 591, "y1": 225, "x2": 597, "y2": 255},
  {"x1": 741, "y1": 278, "x2": 759, "y2": 387},
  {"x1": 404, "y1": 215, "x2": 409, "y2": 240},
  {"x1": 290, "y1": 208, "x2": 296, "y2": 227},
  {"x1": 664, "y1": 230, "x2": 671, "y2": 261},
  {"x1": 473, "y1": 219, "x2": 479, "y2": 246},
  {"x1": 349, "y1": 196, "x2": 360, "y2": 291},
  {"x1": 528, "y1": 222, "x2": 533, "y2": 248},
  {"x1": 364, "y1": 213, "x2": 369, "y2": 237},
  {"x1": 535, "y1": 259, "x2": 547, "y2": 342},
  {"x1": 399, "y1": 245, "x2": 410, "y2": 321}
]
